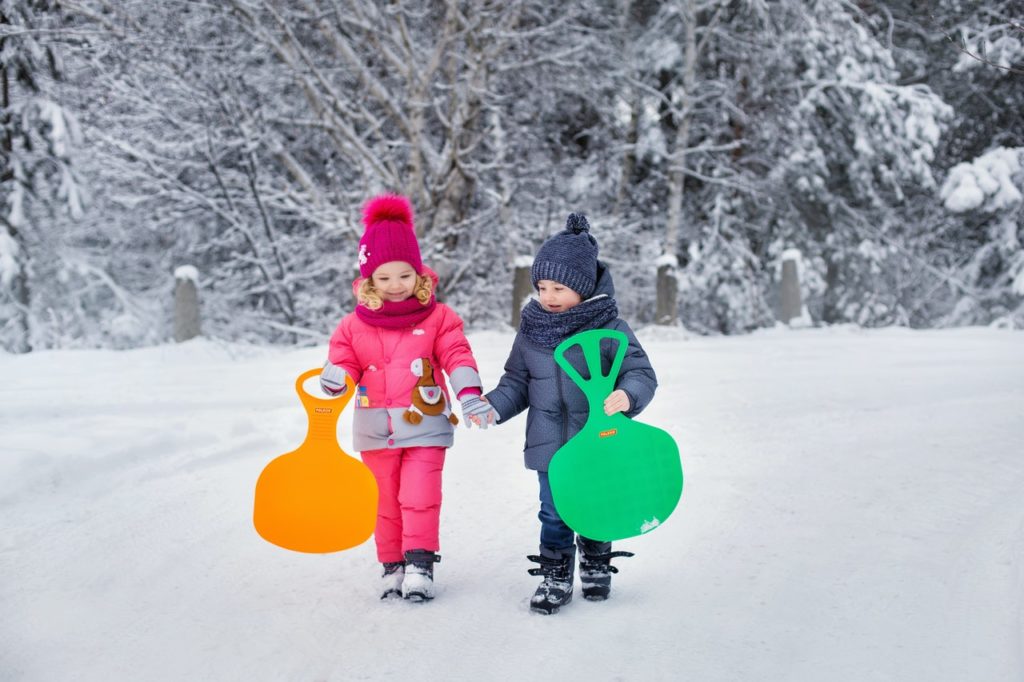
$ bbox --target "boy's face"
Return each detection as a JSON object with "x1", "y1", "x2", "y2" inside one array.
[
  {"x1": 537, "y1": 280, "x2": 582, "y2": 313},
  {"x1": 371, "y1": 260, "x2": 418, "y2": 302}
]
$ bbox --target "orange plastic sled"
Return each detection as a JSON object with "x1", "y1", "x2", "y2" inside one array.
[{"x1": 253, "y1": 368, "x2": 378, "y2": 553}]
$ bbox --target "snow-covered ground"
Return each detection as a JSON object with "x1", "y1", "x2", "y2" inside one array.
[{"x1": 2, "y1": 326, "x2": 1022, "y2": 681}]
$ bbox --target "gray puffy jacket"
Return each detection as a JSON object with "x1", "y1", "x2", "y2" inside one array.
[{"x1": 485, "y1": 267, "x2": 657, "y2": 471}]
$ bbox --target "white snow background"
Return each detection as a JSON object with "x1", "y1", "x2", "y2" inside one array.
[{"x1": 2, "y1": 326, "x2": 1022, "y2": 681}]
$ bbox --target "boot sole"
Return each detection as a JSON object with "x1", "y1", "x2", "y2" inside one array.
[
  {"x1": 404, "y1": 592, "x2": 433, "y2": 602},
  {"x1": 380, "y1": 589, "x2": 403, "y2": 600},
  {"x1": 530, "y1": 604, "x2": 560, "y2": 615}
]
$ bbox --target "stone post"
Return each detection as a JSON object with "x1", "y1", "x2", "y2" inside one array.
[
  {"x1": 174, "y1": 266, "x2": 201, "y2": 342},
  {"x1": 511, "y1": 257, "x2": 534, "y2": 329},
  {"x1": 655, "y1": 255, "x2": 679, "y2": 326},
  {"x1": 778, "y1": 250, "x2": 803, "y2": 325}
]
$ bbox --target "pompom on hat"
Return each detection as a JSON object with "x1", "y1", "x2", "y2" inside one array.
[
  {"x1": 531, "y1": 212, "x2": 599, "y2": 299},
  {"x1": 357, "y1": 194, "x2": 423, "y2": 278}
]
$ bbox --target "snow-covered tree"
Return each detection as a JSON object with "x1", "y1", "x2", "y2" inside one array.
[
  {"x1": 6, "y1": 0, "x2": 1021, "y2": 347},
  {"x1": 754, "y1": 1, "x2": 954, "y2": 327},
  {"x1": 866, "y1": 0, "x2": 1024, "y2": 327},
  {"x1": 939, "y1": 147, "x2": 1024, "y2": 326},
  {"x1": 55, "y1": 0, "x2": 622, "y2": 340},
  {"x1": 1, "y1": 0, "x2": 82, "y2": 352}
]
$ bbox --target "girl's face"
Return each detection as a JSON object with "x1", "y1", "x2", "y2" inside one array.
[
  {"x1": 537, "y1": 280, "x2": 582, "y2": 313},
  {"x1": 371, "y1": 261, "x2": 418, "y2": 302}
]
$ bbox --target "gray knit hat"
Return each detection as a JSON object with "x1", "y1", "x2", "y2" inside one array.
[{"x1": 531, "y1": 213, "x2": 599, "y2": 298}]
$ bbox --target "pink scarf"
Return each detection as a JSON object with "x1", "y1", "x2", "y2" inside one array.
[{"x1": 356, "y1": 295, "x2": 437, "y2": 329}]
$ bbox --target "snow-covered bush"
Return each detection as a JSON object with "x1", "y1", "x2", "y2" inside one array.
[{"x1": 939, "y1": 147, "x2": 1024, "y2": 328}]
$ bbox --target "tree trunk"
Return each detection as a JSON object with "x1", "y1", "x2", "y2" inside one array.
[
  {"x1": 614, "y1": 94, "x2": 640, "y2": 217},
  {"x1": 7, "y1": 248, "x2": 32, "y2": 352},
  {"x1": 658, "y1": 0, "x2": 697, "y2": 326},
  {"x1": 429, "y1": 19, "x2": 486, "y2": 278},
  {"x1": 613, "y1": 0, "x2": 639, "y2": 218},
  {"x1": 1, "y1": 18, "x2": 31, "y2": 353}
]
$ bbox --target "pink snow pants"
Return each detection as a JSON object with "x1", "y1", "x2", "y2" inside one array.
[{"x1": 360, "y1": 446, "x2": 446, "y2": 563}]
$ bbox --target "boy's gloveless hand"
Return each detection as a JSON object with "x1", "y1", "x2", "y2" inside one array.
[{"x1": 603, "y1": 389, "x2": 631, "y2": 416}]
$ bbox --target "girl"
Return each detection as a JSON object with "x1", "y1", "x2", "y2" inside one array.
[
  {"x1": 483, "y1": 213, "x2": 658, "y2": 614},
  {"x1": 320, "y1": 194, "x2": 496, "y2": 602}
]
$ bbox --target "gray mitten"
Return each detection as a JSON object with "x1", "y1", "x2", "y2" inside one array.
[
  {"x1": 459, "y1": 395, "x2": 497, "y2": 429},
  {"x1": 320, "y1": 361, "x2": 348, "y2": 396}
]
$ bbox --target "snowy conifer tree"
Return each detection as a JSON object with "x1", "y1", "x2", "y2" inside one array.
[
  {"x1": 1, "y1": 0, "x2": 83, "y2": 352},
  {"x1": 760, "y1": 1, "x2": 954, "y2": 327},
  {"x1": 5, "y1": 0, "x2": 1020, "y2": 346}
]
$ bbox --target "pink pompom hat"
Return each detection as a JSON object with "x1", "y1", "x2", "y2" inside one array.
[{"x1": 357, "y1": 194, "x2": 423, "y2": 278}]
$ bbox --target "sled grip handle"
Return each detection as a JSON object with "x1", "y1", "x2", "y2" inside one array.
[
  {"x1": 295, "y1": 367, "x2": 356, "y2": 445},
  {"x1": 553, "y1": 329, "x2": 628, "y2": 405}
]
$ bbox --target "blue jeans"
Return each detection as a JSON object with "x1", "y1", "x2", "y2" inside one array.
[{"x1": 537, "y1": 471, "x2": 610, "y2": 555}]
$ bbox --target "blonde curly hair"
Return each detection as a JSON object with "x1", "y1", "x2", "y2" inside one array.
[{"x1": 357, "y1": 274, "x2": 434, "y2": 311}]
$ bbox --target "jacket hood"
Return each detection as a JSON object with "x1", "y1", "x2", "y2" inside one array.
[{"x1": 590, "y1": 260, "x2": 615, "y2": 299}]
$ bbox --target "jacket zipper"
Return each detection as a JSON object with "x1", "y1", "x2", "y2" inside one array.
[{"x1": 556, "y1": 357, "x2": 568, "y2": 445}]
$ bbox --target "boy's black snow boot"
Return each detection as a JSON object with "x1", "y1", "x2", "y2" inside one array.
[
  {"x1": 527, "y1": 546, "x2": 575, "y2": 615},
  {"x1": 380, "y1": 561, "x2": 405, "y2": 600},
  {"x1": 402, "y1": 549, "x2": 440, "y2": 602},
  {"x1": 578, "y1": 538, "x2": 634, "y2": 601}
]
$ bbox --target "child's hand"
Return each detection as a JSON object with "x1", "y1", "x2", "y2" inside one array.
[
  {"x1": 603, "y1": 389, "x2": 630, "y2": 416},
  {"x1": 460, "y1": 395, "x2": 498, "y2": 429},
  {"x1": 320, "y1": 361, "x2": 348, "y2": 396}
]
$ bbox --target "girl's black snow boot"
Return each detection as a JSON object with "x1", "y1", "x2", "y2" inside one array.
[
  {"x1": 527, "y1": 546, "x2": 575, "y2": 614},
  {"x1": 380, "y1": 561, "x2": 405, "y2": 599},
  {"x1": 577, "y1": 539, "x2": 634, "y2": 601},
  {"x1": 402, "y1": 549, "x2": 440, "y2": 602}
]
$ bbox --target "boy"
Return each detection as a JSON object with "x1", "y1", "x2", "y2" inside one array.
[{"x1": 482, "y1": 213, "x2": 658, "y2": 614}]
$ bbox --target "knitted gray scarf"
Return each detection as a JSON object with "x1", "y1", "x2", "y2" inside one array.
[{"x1": 518, "y1": 295, "x2": 619, "y2": 348}]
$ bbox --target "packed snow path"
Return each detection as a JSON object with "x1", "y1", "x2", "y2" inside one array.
[{"x1": 2, "y1": 327, "x2": 1022, "y2": 681}]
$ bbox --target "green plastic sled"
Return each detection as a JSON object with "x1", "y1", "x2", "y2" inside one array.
[{"x1": 548, "y1": 329, "x2": 683, "y2": 542}]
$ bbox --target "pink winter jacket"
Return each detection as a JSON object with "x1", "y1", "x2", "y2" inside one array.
[{"x1": 327, "y1": 276, "x2": 482, "y2": 452}]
